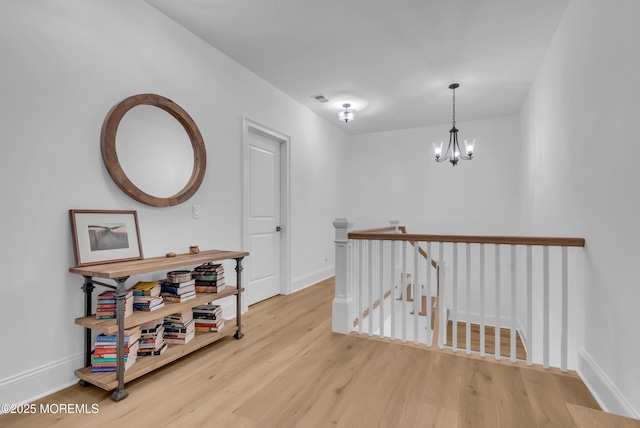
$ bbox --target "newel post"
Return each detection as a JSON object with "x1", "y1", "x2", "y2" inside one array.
[{"x1": 333, "y1": 218, "x2": 354, "y2": 334}]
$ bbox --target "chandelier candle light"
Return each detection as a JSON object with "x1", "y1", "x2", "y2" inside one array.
[{"x1": 433, "y1": 83, "x2": 475, "y2": 166}]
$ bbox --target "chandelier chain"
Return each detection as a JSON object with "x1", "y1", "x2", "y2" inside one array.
[{"x1": 452, "y1": 86, "x2": 456, "y2": 128}]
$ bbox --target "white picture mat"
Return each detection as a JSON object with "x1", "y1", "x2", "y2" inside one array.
[{"x1": 73, "y1": 212, "x2": 141, "y2": 264}]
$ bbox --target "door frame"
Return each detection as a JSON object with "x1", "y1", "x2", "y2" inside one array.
[{"x1": 241, "y1": 117, "x2": 291, "y2": 312}]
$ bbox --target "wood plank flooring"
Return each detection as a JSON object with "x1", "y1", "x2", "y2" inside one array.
[
  {"x1": 0, "y1": 277, "x2": 632, "y2": 428},
  {"x1": 567, "y1": 404, "x2": 640, "y2": 428},
  {"x1": 446, "y1": 320, "x2": 527, "y2": 360}
]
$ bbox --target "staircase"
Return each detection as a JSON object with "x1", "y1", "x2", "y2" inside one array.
[
  {"x1": 358, "y1": 276, "x2": 526, "y2": 360},
  {"x1": 333, "y1": 218, "x2": 586, "y2": 371}
]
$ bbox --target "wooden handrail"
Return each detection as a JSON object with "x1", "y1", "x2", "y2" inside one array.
[
  {"x1": 349, "y1": 226, "x2": 398, "y2": 234},
  {"x1": 349, "y1": 231, "x2": 585, "y2": 247}
]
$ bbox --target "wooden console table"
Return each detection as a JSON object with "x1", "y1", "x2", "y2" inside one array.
[{"x1": 69, "y1": 249, "x2": 248, "y2": 401}]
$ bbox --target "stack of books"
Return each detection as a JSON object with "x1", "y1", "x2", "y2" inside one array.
[
  {"x1": 163, "y1": 310, "x2": 195, "y2": 344},
  {"x1": 192, "y1": 263, "x2": 226, "y2": 293},
  {"x1": 130, "y1": 280, "x2": 161, "y2": 298},
  {"x1": 91, "y1": 326, "x2": 141, "y2": 372},
  {"x1": 132, "y1": 294, "x2": 165, "y2": 311},
  {"x1": 192, "y1": 303, "x2": 225, "y2": 332},
  {"x1": 160, "y1": 278, "x2": 197, "y2": 303},
  {"x1": 137, "y1": 317, "x2": 167, "y2": 356},
  {"x1": 96, "y1": 289, "x2": 133, "y2": 319}
]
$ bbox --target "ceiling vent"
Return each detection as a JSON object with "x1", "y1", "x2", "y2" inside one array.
[{"x1": 311, "y1": 94, "x2": 330, "y2": 103}]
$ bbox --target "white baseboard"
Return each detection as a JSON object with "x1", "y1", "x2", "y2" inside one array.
[
  {"x1": 577, "y1": 348, "x2": 639, "y2": 419},
  {"x1": 1, "y1": 271, "x2": 308, "y2": 413},
  {"x1": 0, "y1": 354, "x2": 83, "y2": 413},
  {"x1": 290, "y1": 266, "x2": 334, "y2": 293},
  {"x1": 0, "y1": 296, "x2": 240, "y2": 414}
]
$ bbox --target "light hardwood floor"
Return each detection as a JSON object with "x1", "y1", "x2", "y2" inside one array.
[{"x1": 1, "y1": 277, "x2": 637, "y2": 428}]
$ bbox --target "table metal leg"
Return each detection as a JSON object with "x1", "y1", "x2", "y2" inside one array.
[
  {"x1": 79, "y1": 276, "x2": 95, "y2": 386},
  {"x1": 234, "y1": 257, "x2": 244, "y2": 340},
  {"x1": 111, "y1": 276, "x2": 130, "y2": 401}
]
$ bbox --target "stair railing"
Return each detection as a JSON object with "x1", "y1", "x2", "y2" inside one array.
[{"x1": 333, "y1": 218, "x2": 586, "y2": 372}]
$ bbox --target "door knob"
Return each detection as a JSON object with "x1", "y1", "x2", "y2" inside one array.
[{"x1": 276, "y1": 226, "x2": 282, "y2": 232}]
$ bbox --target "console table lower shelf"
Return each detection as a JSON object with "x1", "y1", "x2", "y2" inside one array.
[{"x1": 75, "y1": 320, "x2": 237, "y2": 391}]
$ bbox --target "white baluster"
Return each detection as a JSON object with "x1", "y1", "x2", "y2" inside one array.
[
  {"x1": 480, "y1": 244, "x2": 485, "y2": 357},
  {"x1": 495, "y1": 244, "x2": 501, "y2": 360},
  {"x1": 510, "y1": 244, "x2": 517, "y2": 363},
  {"x1": 379, "y1": 240, "x2": 385, "y2": 339},
  {"x1": 452, "y1": 243, "x2": 458, "y2": 352},
  {"x1": 466, "y1": 243, "x2": 471, "y2": 355},
  {"x1": 350, "y1": 239, "x2": 356, "y2": 327},
  {"x1": 390, "y1": 239, "x2": 396, "y2": 341},
  {"x1": 368, "y1": 240, "x2": 374, "y2": 336},
  {"x1": 413, "y1": 242, "x2": 420, "y2": 344},
  {"x1": 426, "y1": 242, "x2": 433, "y2": 347},
  {"x1": 358, "y1": 240, "x2": 364, "y2": 335},
  {"x1": 526, "y1": 245, "x2": 532, "y2": 366},
  {"x1": 401, "y1": 240, "x2": 407, "y2": 343},
  {"x1": 438, "y1": 242, "x2": 446, "y2": 350},
  {"x1": 561, "y1": 246, "x2": 568, "y2": 372},
  {"x1": 543, "y1": 245, "x2": 550, "y2": 369}
]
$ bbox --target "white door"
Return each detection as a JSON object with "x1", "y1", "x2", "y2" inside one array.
[{"x1": 247, "y1": 130, "x2": 281, "y2": 305}]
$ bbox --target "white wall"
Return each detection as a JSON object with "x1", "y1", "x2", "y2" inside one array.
[
  {"x1": 520, "y1": 0, "x2": 640, "y2": 417},
  {"x1": 345, "y1": 115, "x2": 521, "y2": 235},
  {"x1": 0, "y1": 0, "x2": 347, "y2": 405}
]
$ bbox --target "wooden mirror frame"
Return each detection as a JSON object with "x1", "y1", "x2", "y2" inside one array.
[{"x1": 101, "y1": 93, "x2": 206, "y2": 207}]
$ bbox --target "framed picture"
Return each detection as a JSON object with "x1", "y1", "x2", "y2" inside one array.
[{"x1": 69, "y1": 210, "x2": 143, "y2": 267}]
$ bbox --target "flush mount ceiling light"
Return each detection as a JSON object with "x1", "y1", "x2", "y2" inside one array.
[
  {"x1": 433, "y1": 83, "x2": 476, "y2": 166},
  {"x1": 338, "y1": 103, "x2": 355, "y2": 123}
]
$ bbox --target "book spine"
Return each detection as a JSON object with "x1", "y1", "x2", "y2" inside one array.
[{"x1": 92, "y1": 357, "x2": 130, "y2": 363}]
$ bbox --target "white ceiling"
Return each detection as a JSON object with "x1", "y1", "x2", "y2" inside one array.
[{"x1": 145, "y1": 0, "x2": 569, "y2": 135}]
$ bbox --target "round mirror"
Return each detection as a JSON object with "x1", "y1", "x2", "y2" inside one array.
[
  {"x1": 101, "y1": 94, "x2": 206, "y2": 207},
  {"x1": 117, "y1": 105, "x2": 194, "y2": 198}
]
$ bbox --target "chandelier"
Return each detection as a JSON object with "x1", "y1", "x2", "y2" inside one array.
[
  {"x1": 433, "y1": 83, "x2": 475, "y2": 166},
  {"x1": 338, "y1": 103, "x2": 355, "y2": 123}
]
